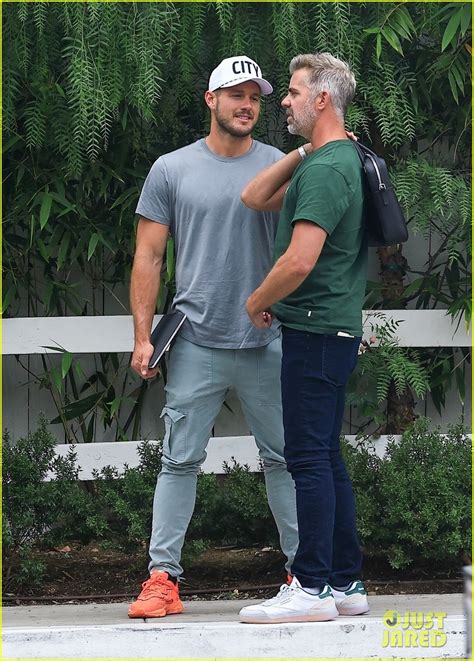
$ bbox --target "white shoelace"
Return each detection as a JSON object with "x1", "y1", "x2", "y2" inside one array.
[{"x1": 262, "y1": 583, "x2": 296, "y2": 606}]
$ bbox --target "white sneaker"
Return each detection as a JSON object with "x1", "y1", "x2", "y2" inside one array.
[
  {"x1": 331, "y1": 580, "x2": 370, "y2": 615},
  {"x1": 239, "y1": 577, "x2": 339, "y2": 624}
]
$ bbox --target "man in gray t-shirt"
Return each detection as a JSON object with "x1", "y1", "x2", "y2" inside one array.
[
  {"x1": 135, "y1": 138, "x2": 283, "y2": 349},
  {"x1": 128, "y1": 56, "x2": 299, "y2": 619}
]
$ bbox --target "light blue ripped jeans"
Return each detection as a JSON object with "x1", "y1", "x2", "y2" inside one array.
[{"x1": 148, "y1": 334, "x2": 298, "y2": 577}]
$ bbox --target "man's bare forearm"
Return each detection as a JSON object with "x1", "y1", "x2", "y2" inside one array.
[
  {"x1": 130, "y1": 254, "x2": 163, "y2": 343},
  {"x1": 241, "y1": 144, "x2": 312, "y2": 211},
  {"x1": 246, "y1": 221, "x2": 327, "y2": 329},
  {"x1": 247, "y1": 252, "x2": 309, "y2": 316}
]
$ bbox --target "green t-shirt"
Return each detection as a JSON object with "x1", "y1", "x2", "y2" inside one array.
[{"x1": 272, "y1": 139, "x2": 368, "y2": 336}]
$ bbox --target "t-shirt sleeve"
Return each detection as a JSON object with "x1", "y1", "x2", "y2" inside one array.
[
  {"x1": 135, "y1": 157, "x2": 171, "y2": 226},
  {"x1": 290, "y1": 164, "x2": 353, "y2": 235}
]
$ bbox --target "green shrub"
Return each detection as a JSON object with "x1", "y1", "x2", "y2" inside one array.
[
  {"x1": 92, "y1": 450, "x2": 278, "y2": 559},
  {"x1": 2, "y1": 415, "x2": 103, "y2": 586},
  {"x1": 190, "y1": 460, "x2": 278, "y2": 548},
  {"x1": 181, "y1": 539, "x2": 210, "y2": 567},
  {"x1": 380, "y1": 418, "x2": 471, "y2": 568},
  {"x1": 341, "y1": 438, "x2": 384, "y2": 551},
  {"x1": 92, "y1": 441, "x2": 163, "y2": 549}
]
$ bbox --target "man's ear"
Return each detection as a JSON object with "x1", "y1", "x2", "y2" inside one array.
[
  {"x1": 315, "y1": 91, "x2": 330, "y2": 110},
  {"x1": 204, "y1": 90, "x2": 217, "y2": 110}
]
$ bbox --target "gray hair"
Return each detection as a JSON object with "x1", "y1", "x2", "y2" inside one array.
[{"x1": 289, "y1": 53, "x2": 356, "y2": 119}]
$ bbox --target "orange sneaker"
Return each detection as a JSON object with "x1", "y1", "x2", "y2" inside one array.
[{"x1": 128, "y1": 571, "x2": 184, "y2": 618}]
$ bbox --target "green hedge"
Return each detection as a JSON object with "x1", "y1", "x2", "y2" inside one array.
[{"x1": 3, "y1": 416, "x2": 471, "y2": 587}]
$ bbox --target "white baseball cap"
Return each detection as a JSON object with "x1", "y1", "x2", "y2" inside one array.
[{"x1": 208, "y1": 56, "x2": 273, "y2": 95}]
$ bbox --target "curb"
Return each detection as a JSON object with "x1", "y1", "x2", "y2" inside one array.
[{"x1": 4, "y1": 615, "x2": 466, "y2": 659}]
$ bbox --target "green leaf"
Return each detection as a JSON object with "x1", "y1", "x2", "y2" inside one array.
[
  {"x1": 74, "y1": 361, "x2": 86, "y2": 380},
  {"x1": 36, "y1": 238, "x2": 50, "y2": 262},
  {"x1": 389, "y1": 8, "x2": 415, "y2": 40},
  {"x1": 49, "y1": 367, "x2": 63, "y2": 393},
  {"x1": 98, "y1": 233, "x2": 116, "y2": 254},
  {"x1": 39, "y1": 193, "x2": 53, "y2": 229},
  {"x1": 54, "y1": 392, "x2": 103, "y2": 423},
  {"x1": 110, "y1": 188, "x2": 137, "y2": 210},
  {"x1": 108, "y1": 397, "x2": 121, "y2": 418},
  {"x1": 61, "y1": 352, "x2": 73, "y2": 379},
  {"x1": 41, "y1": 344, "x2": 67, "y2": 353},
  {"x1": 382, "y1": 26, "x2": 403, "y2": 54},
  {"x1": 87, "y1": 233, "x2": 100, "y2": 260},
  {"x1": 403, "y1": 279, "x2": 424, "y2": 297},
  {"x1": 2, "y1": 284, "x2": 17, "y2": 314},
  {"x1": 442, "y1": 9, "x2": 462, "y2": 52},
  {"x1": 86, "y1": 416, "x2": 95, "y2": 442},
  {"x1": 49, "y1": 191, "x2": 76, "y2": 212},
  {"x1": 460, "y1": 4, "x2": 471, "y2": 36},
  {"x1": 376, "y1": 32, "x2": 382, "y2": 60},
  {"x1": 101, "y1": 164, "x2": 125, "y2": 183},
  {"x1": 396, "y1": 6, "x2": 416, "y2": 34},
  {"x1": 450, "y1": 61, "x2": 464, "y2": 92},
  {"x1": 448, "y1": 71, "x2": 459, "y2": 103}
]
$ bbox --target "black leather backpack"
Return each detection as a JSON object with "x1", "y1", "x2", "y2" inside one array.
[{"x1": 353, "y1": 142, "x2": 409, "y2": 247}]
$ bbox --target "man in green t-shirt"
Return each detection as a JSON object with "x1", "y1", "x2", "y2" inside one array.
[{"x1": 239, "y1": 53, "x2": 370, "y2": 624}]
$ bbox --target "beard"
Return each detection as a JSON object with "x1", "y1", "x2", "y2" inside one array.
[
  {"x1": 214, "y1": 102, "x2": 256, "y2": 138},
  {"x1": 286, "y1": 102, "x2": 316, "y2": 140}
]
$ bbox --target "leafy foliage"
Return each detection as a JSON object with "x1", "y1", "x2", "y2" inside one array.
[
  {"x1": 347, "y1": 315, "x2": 430, "y2": 432},
  {"x1": 379, "y1": 418, "x2": 471, "y2": 568},
  {"x1": 343, "y1": 418, "x2": 471, "y2": 569},
  {"x1": 190, "y1": 460, "x2": 277, "y2": 548},
  {"x1": 2, "y1": 415, "x2": 103, "y2": 586},
  {"x1": 92, "y1": 440, "x2": 163, "y2": 548},
  {"x1": 393, "y1": 160, "x2": 471, "y2": 324},
  {"x1": 340, "y1": 438, "x2": 383, "y2": 550}
]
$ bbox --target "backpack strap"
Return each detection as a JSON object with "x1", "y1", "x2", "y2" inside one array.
[{"x1": 353, "y1": 141, "x2": 377, "y2": 161}]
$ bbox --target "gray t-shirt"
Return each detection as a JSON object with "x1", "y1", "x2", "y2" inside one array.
[{"x1": 136, "y1": 138, "x2": 283, "y2": 349}]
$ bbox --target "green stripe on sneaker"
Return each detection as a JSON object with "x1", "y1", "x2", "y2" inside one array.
[
  {"x1": 318, "y1": 585, "x2": 334, "y2": 599},
  {"x1": 345, "y1": 581, "x2": 367, "y2": 596}
]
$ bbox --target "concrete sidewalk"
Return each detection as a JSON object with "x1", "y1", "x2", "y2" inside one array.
[{"x1": 3, "y1": 593, "x2": 466, "y2": 659}]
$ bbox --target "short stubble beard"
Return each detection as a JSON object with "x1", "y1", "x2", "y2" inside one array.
[
  {"x1": 287, "y1": 99, "x2": 316, "y2": 141},
  {"x1": 215, "y1": 100, "x2": 256, "y2": 138}
]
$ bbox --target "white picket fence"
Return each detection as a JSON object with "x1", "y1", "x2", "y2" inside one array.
[{"x1": 3, "y1": 310, "x2": 471, "y2": 476}]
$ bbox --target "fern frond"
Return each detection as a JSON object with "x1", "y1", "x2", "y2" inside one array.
[
  {"x1": 214, "y1": 2, "x2": 234, "y2": 32},
  {"x1": 376, "y1": 368, "x2": 392, "y2": 402},
  {"x1": 24, "y1": 101, "x2": 46, "y2": 149}
]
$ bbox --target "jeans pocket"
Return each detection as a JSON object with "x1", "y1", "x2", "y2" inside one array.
[
  {"x1": 160, "y1": 406, "x2": 187, "y2": 462},
  {"x1": 322, "y1": 335, "x2": 359, "y2": 386}
]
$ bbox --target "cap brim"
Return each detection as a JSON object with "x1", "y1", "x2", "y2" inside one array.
[{"x1": 218, "y1": 76, "x2": 273, "y2": 95}]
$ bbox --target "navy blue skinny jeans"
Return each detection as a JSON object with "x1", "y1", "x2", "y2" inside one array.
[{"x1": 281, "y1": 326, "x2": 363, "y2": 589}]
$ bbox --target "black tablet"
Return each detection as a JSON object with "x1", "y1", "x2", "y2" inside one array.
[{"x1": 148, "y1": 311, "x2": 187, "y2": 369}]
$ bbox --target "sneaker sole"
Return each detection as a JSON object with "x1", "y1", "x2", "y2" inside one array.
[
  {"x1": 128, "y1": 603, "x2": 184, "y2": 619},
  {"x1": 337, "y1": 605, "x2": 370, "y2": 616},
  {"x1": 240, "y1": 608, "x2": 339, "y2": 624}
]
